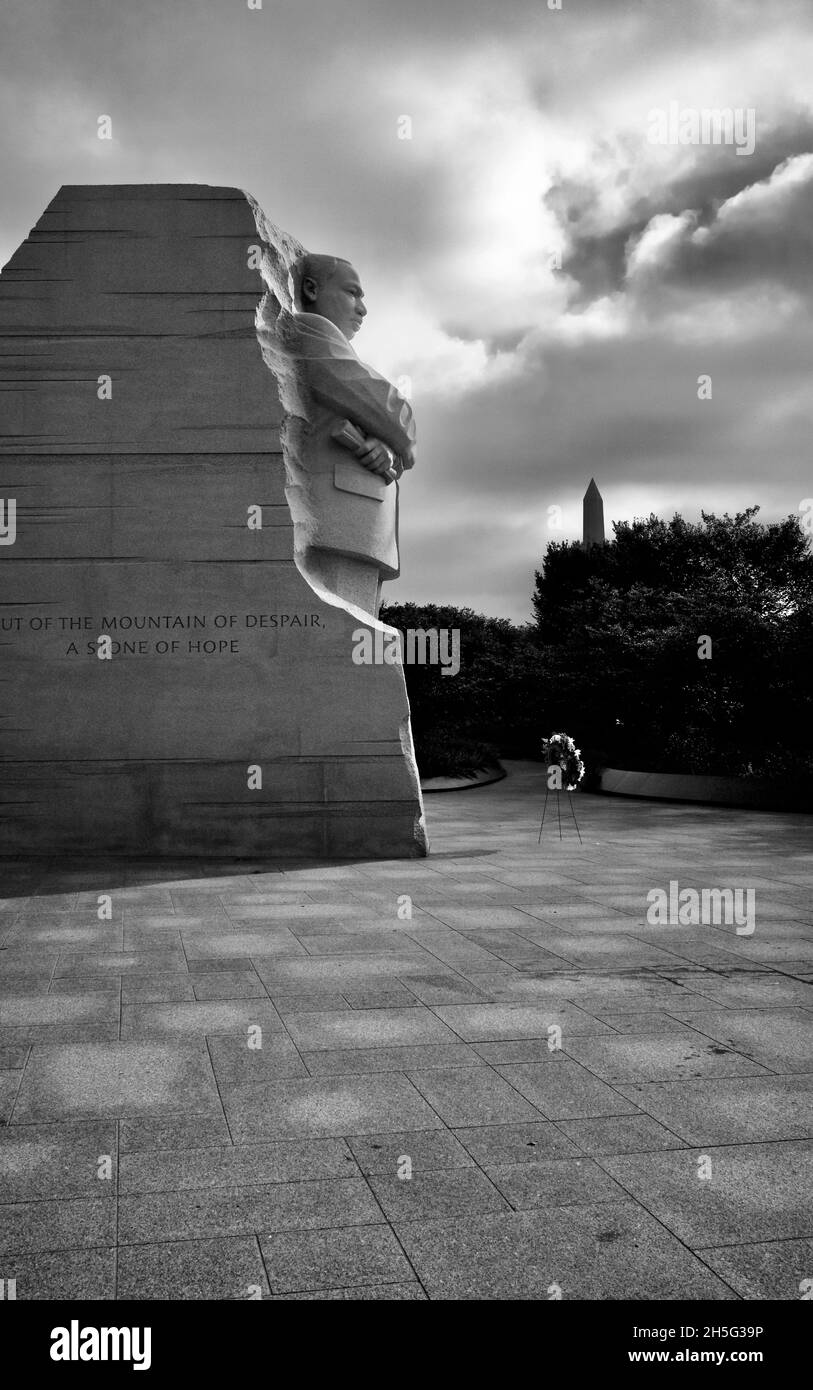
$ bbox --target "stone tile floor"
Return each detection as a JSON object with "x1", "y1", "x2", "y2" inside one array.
[{"x1": 1, "y1": 761, "x2": 811, "y2": 1300}]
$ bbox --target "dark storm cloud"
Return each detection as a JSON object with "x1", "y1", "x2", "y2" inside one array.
[
  {"x1": 628, "y1": 155, "x2": 813, "y2": 302},
  {"x1": 550, "y1": 114, "x2": 813, "y2": 305},
  {"x1": 1, "y1": 0, "x2": 812, "y2": 620}
]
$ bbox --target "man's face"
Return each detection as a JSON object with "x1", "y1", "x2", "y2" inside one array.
[{"x1": 308, "y1": 262, "x2": 367, "y2": 338}]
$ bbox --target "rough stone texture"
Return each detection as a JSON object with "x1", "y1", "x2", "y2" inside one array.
[{"x1": 0, "y1": 184, "x2": 426, "y2": 858}]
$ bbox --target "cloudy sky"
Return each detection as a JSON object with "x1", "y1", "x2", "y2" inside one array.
[{"x1": 2, "y1": 0, "x2": 811, "y2": 620}]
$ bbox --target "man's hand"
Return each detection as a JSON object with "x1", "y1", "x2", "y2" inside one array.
[{"x1": 355, "y1": 436, "x2": 397, "y2": 480}]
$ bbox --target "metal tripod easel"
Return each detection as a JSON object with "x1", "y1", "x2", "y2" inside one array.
[{"x1": 537, "y1": 787, "x2": 583, "y2": 844}]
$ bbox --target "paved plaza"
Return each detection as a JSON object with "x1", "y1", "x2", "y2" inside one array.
[{"x1": 1, "y1": 762, "x2": 812, "y2": 1300}]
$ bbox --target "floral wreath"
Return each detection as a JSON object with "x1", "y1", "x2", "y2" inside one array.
[{"x1": 542, "y1": 732, "x2": 585, "y2": 792}]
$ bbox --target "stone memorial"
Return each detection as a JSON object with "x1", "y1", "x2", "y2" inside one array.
[{"x1": 0, "y1": 184, "x2": 427, "y2": 857}]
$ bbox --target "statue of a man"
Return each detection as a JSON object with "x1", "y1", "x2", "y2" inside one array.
[{"x1": 288, "y1": 253, "x2": 416, "y2": 617}]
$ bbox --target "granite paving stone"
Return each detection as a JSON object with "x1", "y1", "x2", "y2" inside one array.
[
  {"x1": 432, "y1": 1002, "x2": 612, "y2": 1042},
  {"x1": 368, "y1": 1167, "x2": 510, "y2": 1222},
  {"x1": 119, "y1": 1114, "x2": 233, "y2": 1153},
  {"x1": 405, "y1": 1066, "x2": 543, "y2": 1127},
  {"x1": 0, "y1": 1046, "x2": 28, "y2": 1069},
  {"x1": 676, "y1": 973, "x2": 813, "y2": 1010},
  {"x1": 0, "y1": 1021, "x2": 120, "y2": 1047},
  {"x1": 2, "y1": 762, "x2": 810, "y2": 1298},
  {"x1": 347, "y1": 1128, "x2": 473, "y2": 1175},
  {"x1": 496, "y1": 1058, "x2": 640, "y2": 1120},
  {"x1": 673, "y1": 1008, "x2": 813, "y2": 1073},
  {"x1": 224, "y1": 1073, "x2": 444, "y2": 1142},
  {"x1": 601, "y1": 1141, "x2": 813, "y2": 1246},
  {"x1": 117, "y1": 1236, "x2": 271, "y2": 1300},
  {"x1": 726, "y1": 937, "x2": 813, "y2": 966},
  {"x1": 652, "y1": 940, "x2": 771, "y2": 972},
  {"x1": 191, "y1": 971, "x2": 268, "y2": 1001},
  {"x1": 595, "y1": 1010, "x2": 713, "y2": 1034},
  {"x1": 52, "y1": 951, "x2": 188, "y2": 977},
  {"x1": 697, "y1": 1238, "x2": 813, "y2": 1300},
  {"x1": 425, "y1": 906, "x2": 554, "y2": 931},
  {"x1": 219, "y1": 892, "x2": 312, "y2": 907},
  {"x1": 299, "y1": 933, "x2": 413, "y2": 955},
  {"x1": 0, "y1": 993, "x2": 120, "y2": 1031},
  {"x1": 225, "y1": 904, "x2": 362, "y2": 922},
  {"x1": 119, "y1": 1137, "x2": 356, "y2": 1192},
  {"x1": 0, "y1": 1071, "x2": 23, "y2": 1122},
  {"x1": 395, "y1": 976, "x2": 492, "y2": 1006},
  {"x1": 0, "y1": 1197, "x2": 117, "y2": 1256},
  {"x1": 11, "y1": 1042, "x2": 223, "y2": 1123},
  {"x1": 2, "y1": 924, "x2": 124, "y2": 950},
  {"x1": 509, "y1": 934, "x2": 684, "y2": 970},
  {"x1": 255, "y1": 955, "x2": 441, "y2": 991},
  {"x1": 342, "y1": 988, "x2": 421, "y2": 1009},
  {"x1": 118, "y1": 1177, "x2": 382, "y2": 1244},
  {"x1": 206, "y1": 1033, "x2": 308, "y2": 1087},
  {"x1": 121, "y1": 976, "x2": 196, "y2": 1005},
  {"x1": 0, "y1": 952, "x2": 59, "y2": 978},
  {"x1": 123, "y1": 916, "x2": 225, "y2": 932},
  {"x1": 394, "y1": 1203, "x2": 736, "y2": 1300},
  {"x1": 472, "y1": 1038, "x2": 590, "y2": 1065},
  {"x1": 562, "y1": 1032, "x2": 771, "y2": 1083},
  {"x1": 186, "y1": 957, "x2": 263, "y2": 974},
  {"x1": 487, "y1": 1157, "x2": 630, "y2": 1210},
  {"x1": 270, "y1": 1281, "x2": 427, "y2": 1299},
  {"x1": 47, "y1": 977, "x2": 122, "y2": 996},
  {"x1": 453, "y1": 1121, "x2": 582, "y2": 1165},
  {"x1": 285, "y1": 1007, "x2": 460, "y2": 1052},
  {"x1": 301, "y1": 1043, "x2": 485, "y2": 1076},
  {"x1": 556, "y1": 978, "x2": 711, "y2": 1011},
  {"x1": 181, "y1": 932, "x2": 305, "y2": 960},
  {"x1": 557, "y1": 1114, "x2": 688, "y2": 1154},
  {"x1": 269, "y1": 992, "x2": 352, "y2": 1015},
  {"x1": 0, "y1": 1121, "x2": 117, "y2": 1200},
  {"x1": 0, "y1": 974, "x2": 56, "y2": 996},
  {"x1": 120, "y1": 1000, "x2": 284, "y2": 1041},
  {"x1": 0, "y1": 995, "x2": 120, "y2": 1028},
  {"x1": 259, "y1": 1224, "x2": 414, "y2": 1294},
  {"x1": 0, "y1": 1246, "x2": 116, "y2": 1299},
  {"x1": 616, "y1": 1074, "x2": 813, "y2": 1144}
]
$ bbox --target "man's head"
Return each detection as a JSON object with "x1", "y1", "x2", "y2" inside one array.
[{"x1": 294, "y1": 253, "x2": 367, "y2": 339}]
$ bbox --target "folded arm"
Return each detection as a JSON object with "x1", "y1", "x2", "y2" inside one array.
[{"x1": 306, "y1": 357, "x2": 416, "y2": 464}]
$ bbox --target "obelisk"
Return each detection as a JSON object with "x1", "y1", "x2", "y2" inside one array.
[{"x1": 582, "y1": 478, "x2": 605, "y2": 548}]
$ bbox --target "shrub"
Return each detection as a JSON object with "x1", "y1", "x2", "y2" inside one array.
[
  {"x1": 379, "y1": 601, "x2": 545, "y2": 761},
  {"x1": 414, "y1": 730, "x2": 501, "y2": 780}
]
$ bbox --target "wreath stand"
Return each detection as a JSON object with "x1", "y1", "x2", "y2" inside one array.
[{"x1": 537, "y1": 787, "x2": 583, "y2": 845}]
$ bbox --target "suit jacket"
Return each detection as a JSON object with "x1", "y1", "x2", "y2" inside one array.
[{"x1": 289, "y1": 311, "x2": 415, "y2": 579}]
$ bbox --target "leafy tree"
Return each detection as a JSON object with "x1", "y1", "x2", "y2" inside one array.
[
  {"x1": 378, "y1": 601, "x2": 545, "y2": 774},
  {"x1": 531, "y1": 508, "x2": 813, "y2": 779}
]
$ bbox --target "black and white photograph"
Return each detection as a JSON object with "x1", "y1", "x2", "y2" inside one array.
[{"x1": 0, "y1": 0, "x2": 811, "y2": 1352}]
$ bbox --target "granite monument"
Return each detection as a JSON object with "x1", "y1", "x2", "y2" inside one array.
[{"x1": 0, "y1": 185, "x2": 427, "y2": 857}]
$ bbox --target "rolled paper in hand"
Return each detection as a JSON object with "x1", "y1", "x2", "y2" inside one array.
[
  {"x1": 330, "y1": 419, "x2": 367, "y2": 452},
  {"x1": 330, "y1": 419, "x2": 397, "y2": 483}
]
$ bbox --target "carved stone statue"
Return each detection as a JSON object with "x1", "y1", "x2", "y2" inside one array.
[
  {"x1": 284, "y1": 253, "x2": 416, "y2": 617},
  {"x1": 0, "y1": 185, "x2": 427, "y2": 860}
]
